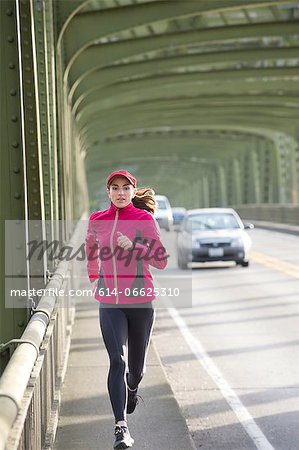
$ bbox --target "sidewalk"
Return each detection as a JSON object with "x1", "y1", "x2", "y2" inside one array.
[{"x1": 54, "y1": 299, "x2": 195, "y2": 450}]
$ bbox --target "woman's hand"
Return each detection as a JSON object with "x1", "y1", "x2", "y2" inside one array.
[{"x1": 117, "y1": 232, "x2": 133, "y2": 251}]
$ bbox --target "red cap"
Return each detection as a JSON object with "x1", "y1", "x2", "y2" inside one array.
[{"x1": 106, "y1": 170, "x2": 136, "y2": 188}]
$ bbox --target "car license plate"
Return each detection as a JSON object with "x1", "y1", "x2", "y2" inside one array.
[{"x1": 208, "y1": 248, "x2": 224, "y2": 257}]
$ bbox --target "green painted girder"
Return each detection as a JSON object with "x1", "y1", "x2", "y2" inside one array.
[
  {"x1": 0, "y1": 0, "x2": 28, "y2": 354},
  {"x1": 85, "y1": 132, "x2": 272, "y2": 157},
  {"x1": 56, "y1": 0, "x2": 294, "y2": 37},
  {"x1": 80, "y1": 104, "x2": 299, "y2": 144},
  {"x1": 77, "y1": 68, "x2": 299, "y2": 130},
  {"x1": 85, "y1": 141, "x2": 273, "y2": 171},
  {"x1": 86, "y1": 147, "x2": 260, "y2": 178},
  {"x1": 81, "y1": 118, "x2": 292, "y2": 153},
  {"x1": 85, "y1": 136, "x2": 252, "y2": 162},
  {"x1": 75, "y1": 66, "x2": 299, "y2": 125},
  {"x1": 67, "y1": 20, "x2": 299, "y2": 87},
  {"x1": 76, "y1": 95, "x2": 299, "y2": 132},
  {"x1": 71, "y1": 46, "x2": 299, "y2": 110},
  {"x1": 60, "y1": 0, "x2": 294, "y2": 72},
  {"x1": 84, "y1": 95, "x2": 299, "y2": 118},
  {"x1": 80, "y1": 113, "x2": 298, "y2": 149},
  {"x1": 83, "y1": 124, "x2": 291, "y2": 147}
]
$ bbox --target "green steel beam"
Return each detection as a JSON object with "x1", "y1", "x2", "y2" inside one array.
[
  {"x1": 60, "y1": 0, "x2": 294, "y2": 71},
  {"x1": 0, "y1": 0, "x2": 27, "y2": 372},
  {"x1": 77, "y1": 95, "x2": 299, "y2": 136},
  {"x1": 67, "y1": 20, "x2": 299, "y2": 87},
  {"x1": 79, "y1": 104, "x2": 298, "y2": 147},
  {"x1": 71, "y1": 46, "x2": 299, "y2": 109},
  {"x1": 75, "y1": 66, "x2": 299, "y2": 124},
  {"x1": 45, "y1": 0, "x2": 60, "y2": 229},
  {"x1": 16, "y1": 0, "x2": 47, "y2": 300}
]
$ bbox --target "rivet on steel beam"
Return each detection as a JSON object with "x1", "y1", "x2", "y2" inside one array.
[
  {"x1": 11, "y1": 115, "x2": 18, "y2": 122},
  {"x1": 6, "y1": 9, "x2": 13, "y2": 16},
  {"x1": 9, "y1": 63, "x2": 15, "y2": 69},
  {"x1": 12, "y1": 141, "x2": 19, "y2": 148},
  {"x1": 10, "y1": 89, "x2": 17, "y2": 96},
  {"x1": 13, "y1": 167, "x2": 20, "y2": 173},
  {"x1": 7, "y1": 36, "x2": 14, "y2": 43},
  {"x1": 14, "y1": 193, "x2": 21, "y2": 199},
  {"x1": 18, "y1": 321, "x2": 25, "y2": 328}
]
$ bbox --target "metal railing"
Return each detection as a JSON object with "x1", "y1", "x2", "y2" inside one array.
[
  {"x1": 0, "y1": 221, "x2": 86, "y2": 450},
  {"x1": 235, "y1": 204, "x2": 299, "y2": 231}
]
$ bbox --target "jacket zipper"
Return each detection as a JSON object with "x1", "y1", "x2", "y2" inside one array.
[{"x1": 110, "y1": 209, "x2": 119, "y2": 304}]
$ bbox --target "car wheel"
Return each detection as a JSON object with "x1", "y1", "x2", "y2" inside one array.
[
  {"x1": 237, "y1": 260, "x2": 249, "y2": 267},
  {"x1": 178, "y1": 252, "x2": 188, "y2": 270}
]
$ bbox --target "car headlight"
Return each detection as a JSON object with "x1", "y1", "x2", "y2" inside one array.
[
  {"x1": 231, "y1": 238, "x2": 243, "y2": 247},
  {"x1": 192, "y1": 237, "x2": 201, "y2": 248}
]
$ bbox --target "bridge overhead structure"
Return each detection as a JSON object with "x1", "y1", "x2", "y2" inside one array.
[
  {"x1": 55, "y1": 0, "x2": 299, "y2": 210},
  {"x1": 1, "y1": 0, "x2": 299, "y2": 351}
]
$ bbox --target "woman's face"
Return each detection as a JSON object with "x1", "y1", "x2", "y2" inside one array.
[{"x1": 107, "y1": 176, "x2": 136, "y2": 208}]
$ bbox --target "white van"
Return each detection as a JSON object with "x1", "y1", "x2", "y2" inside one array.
[{"x1": 154, "y1": 195, "x2": 173, "y2": 231}]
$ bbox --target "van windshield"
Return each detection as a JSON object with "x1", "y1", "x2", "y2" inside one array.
[{"x1": 157, "y1": 200, "x2": 167, "y2": 210}]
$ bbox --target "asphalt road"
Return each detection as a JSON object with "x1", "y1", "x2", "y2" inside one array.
[{"x1": 152, "y1": 228, "x2": 299, "y2": 450}]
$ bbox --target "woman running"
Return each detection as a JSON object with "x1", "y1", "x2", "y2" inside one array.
[{"x1": 85, "y1": 170, "x2": 168, "y2": 449}]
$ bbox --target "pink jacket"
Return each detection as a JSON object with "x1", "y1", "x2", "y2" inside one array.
[{"x1": 85, "y1": 202, "x2": 168, "y2": 304}]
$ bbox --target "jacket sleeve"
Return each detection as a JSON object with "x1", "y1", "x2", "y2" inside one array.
[
  {"x1": 85, "y1": 214, "x2": 100, "y2": 282},
  {"x1": 133, "y1": 216, "x2": 168, "y2": 270}
]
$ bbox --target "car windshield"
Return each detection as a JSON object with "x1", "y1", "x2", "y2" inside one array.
[
  {"x1": 157, "y1": 200, "x2": 167, "y2": 210},
  {"x1": 187, "y1": 213, "x2": 240, "y2": 230}
]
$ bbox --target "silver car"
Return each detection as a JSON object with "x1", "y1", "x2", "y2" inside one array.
[
  {"x1": 154, "y1": 195, "x2": 173, "y2": 231},
  {"x1": 177, "y1": 208, "x2": 253, "y2": 269}
]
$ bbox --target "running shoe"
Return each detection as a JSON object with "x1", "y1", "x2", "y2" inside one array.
[
  {"x1": 126, "y1": 387, "x2": 140, "y2": 414},
  {"x1": 113, "y1": 426, "x2": 134, "y2": 449}
]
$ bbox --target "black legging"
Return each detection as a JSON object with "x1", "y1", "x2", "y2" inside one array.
[{"x1": 99, "y1": 302, "x2": 155, "y2": 422}]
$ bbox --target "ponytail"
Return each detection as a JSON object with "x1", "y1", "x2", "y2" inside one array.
[{"x1": 132, "y1": 188, "x2": 157, "y2": 214}]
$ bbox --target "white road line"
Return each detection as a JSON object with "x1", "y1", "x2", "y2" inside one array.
[{"x1": 167, "y1": 307, "x2": 275, "y2": 450}]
